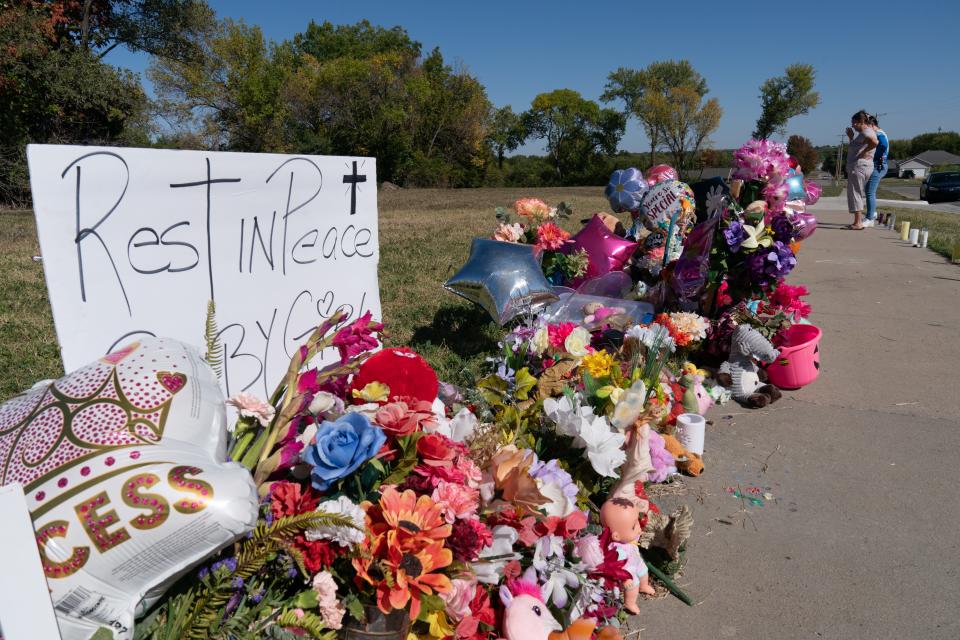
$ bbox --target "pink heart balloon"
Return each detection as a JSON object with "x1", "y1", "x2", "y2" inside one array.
[
  {"x1": 565, "y1": 215, "x2": 638, "y2": 285},
  {"x1": 794, "y1": 212, "x2": 818, "y2": 240}
]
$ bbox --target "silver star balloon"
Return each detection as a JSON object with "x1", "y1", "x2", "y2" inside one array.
[{"x1": 444, "y1": 239, "x2": 559, "y2": 325}]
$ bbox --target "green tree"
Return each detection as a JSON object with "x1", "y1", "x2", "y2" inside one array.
[
  {"x1": 487, "y1": 106, "x2": 526, "y2": 170},
  {"x1": 0, "y1": 3, "x2": 150, "y2": 203},
  {"x1": 753, "y1": 64, "x2": 820, "y2": 140},
  {"x1": 290, "y1": 19, "x2": 420, "y2": 61},
  {"x1": 641, "y1": 85, "x2": 721, "y2": 171},
  {"x1": 787, "y1": 135, "x2": 819, "y2": 174},
  {"x1": 522, "y1": 89, "x2": 625, "y2": 183},
  {"x1": 602, "y1": 61, "x2": 708, "y2": 168},
  {"x1": 149, "y1": 20, "x2": 292, "y2": 151}
]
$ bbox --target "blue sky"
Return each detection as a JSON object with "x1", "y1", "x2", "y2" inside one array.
[{"x1": 108, "y1": 0, "x2": 960, "y2": 154}]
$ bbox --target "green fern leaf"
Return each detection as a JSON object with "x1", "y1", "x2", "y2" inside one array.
[{"x1": 204, "y1": 300, "x2": 224, "y2": 380}]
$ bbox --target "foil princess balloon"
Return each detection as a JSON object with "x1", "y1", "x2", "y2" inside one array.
[
  {"x1": 0, "y1": 338, "x2": 258, "y2": 640},
  {"x1": 803, "y1": 179, "x2": 821, "y2": 205},
  {"x1": 605, "y1": 167, "x2": 648, "y2": 213},
  {"x1": 635, "y1": 180, "x2": 696, "y2": 262}
]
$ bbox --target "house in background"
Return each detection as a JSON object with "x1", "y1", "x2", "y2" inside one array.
[{"x1": 897, "y1": 150, "x2": 960, "y2": 178}]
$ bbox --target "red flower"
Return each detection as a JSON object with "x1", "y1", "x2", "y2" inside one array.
[
  {"x1": 417, "y1": 433, "x2": 459, "y2": 468},
  {"x1": 270, "y1": 481, "x2": 320, "y2": 520},
  {"x1": 589, "y1": 528, "x2": 632, "y2": 588},
  {"x1": 455, "y1": 585, "x2": 496, "y2": 640},
  {"x1": 486, "y1": 509, "x2": 539, "y2": 547},
  {"x1": 534, "y1": 222, "x2": 571, "y2": 252},
  {"x1": 293, "y1": 536, "x2": 339, "y2": 573},
  {"x1": 448, "y1": 518, "x2": 493, "y2": 562},
  {"x1": 332, "y1": 311, "x2": 383, "y2": 363},
  {"x1": 547, "y1": 323, "x2": 576, "y2": 349},
  {"x1": 534, "y1": 510, "x2": 588, "y2": 540}
]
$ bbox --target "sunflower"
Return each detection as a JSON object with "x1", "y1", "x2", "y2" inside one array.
[
  {"x1": 364, "y1": 486, "x2": 451, "y2": 554},
  {"x1": 354, "y1": 539, "x2": 453, "y2": 620}
]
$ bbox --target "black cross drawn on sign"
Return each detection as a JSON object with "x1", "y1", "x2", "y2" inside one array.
[{"x1": 342, "y1": 160, "x2": 367, "y2": 215}]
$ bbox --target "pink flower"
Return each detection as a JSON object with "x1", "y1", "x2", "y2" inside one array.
[
  {"x1": 459, "y1": 458, "x2": 483, "y2": 488},
  {"x1": 313, "y1": 570, "x2": 346, "y2": 630},
  {"x1": 574, "y1": 534, "x2": 604, "y2": 570},
  {"x1": 442, "y1": 577, "x2": 478, "y2": 621},
  {"x1": 374, "y1": 399, "x2": 438, "y2": 438},
  {"x1": 331, "y1": 312, "x2": 383, "y2": 364},
  {"x1": 547, "y1": 322, "x2": 576, "y2": 349},
  {"x1": 514, "y1": 198, "x2": 552, "y2": 221},
  {"x1": 226, "y1": 393, "x2": 275, "y2": 427},
  {"x1": 494, "y1": 222, "x2": 525, "y2": 243},
  {"x1": 534, "y1": 222, "x2": 571, "y2": 252},
  {"x1": 431, "y1": 480, "x2": 480, "y2": 523},
  {"x1": 763, "y1": 180, "x2": 789, "y2": 214}
]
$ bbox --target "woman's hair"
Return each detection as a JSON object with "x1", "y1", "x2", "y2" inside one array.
[
  {"x1": 867, "y1": 114, "x2": 879, "y2": 126},
  {"x1": 851, "y1": 109, "x2": 870, "y2": 123}
]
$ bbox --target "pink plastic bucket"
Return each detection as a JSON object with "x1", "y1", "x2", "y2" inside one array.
[{"x1": 766, "y1": 324, "x2": 822, "y2": 389}]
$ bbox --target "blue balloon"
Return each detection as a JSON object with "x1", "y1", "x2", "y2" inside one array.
[
  {"x1": 605, "y1": 167, "x2": 648, "y2": 213},
  {"x1": 786, "y1": 173, "x2": 806, "y2": 201}
]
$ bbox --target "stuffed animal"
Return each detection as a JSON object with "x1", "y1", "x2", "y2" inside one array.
[
  {"x1": 717, "y1": 325, "x2": 782, "y2": 408},
  {"x1": 661, "y1": 433, "x2": 704, "y2": 477},
  {"x1": 680, "y1": 363, "x2": 713, "y2": 415},
  {"x1": 500, "y1": 579, "x2": 562, "y2": 640},
  {"x1": 549, "y1": 617, "x2": 623, "y2": 640}
]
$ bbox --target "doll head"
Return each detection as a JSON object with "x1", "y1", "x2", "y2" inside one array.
[{"x1": 600, "y1": 496, "x2": 643, "y2": 544}]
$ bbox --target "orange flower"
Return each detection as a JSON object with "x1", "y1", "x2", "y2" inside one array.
[
  {"x1": 534, "y1": 222, "x2": 571, "y2": 252},
  {"x1": 364, "y1": 486, "x2": 451, "y2": 555},
  {"x1": 354, "y1": 538, "x2": 453, "y2": 620},
  {"x1": 514, "y1": 198, "x2": 552, "y2": 222},
  {"x1": 489, "y1": 446, "x2": 548, "y2": 514}
]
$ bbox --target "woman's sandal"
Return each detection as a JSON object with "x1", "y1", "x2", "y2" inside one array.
[{"x1": 847, "y1": 225, "x2": 864, "y2": 230}]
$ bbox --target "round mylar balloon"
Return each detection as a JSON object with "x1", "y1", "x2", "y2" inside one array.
[
  {"x1": 605, "y1": 167, "x2": 648, "y2": 213},
  {"x1": 0, "y1": 338, "x2": 258, "y2": 640},
  {"x1": 637, "y1": 180, "x2": 696, "y2": 263},
  {"x1": 645, "y1": 164, "x2": 679, "y2": 185}
]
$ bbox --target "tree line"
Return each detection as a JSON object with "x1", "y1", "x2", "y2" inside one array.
[{"x1": 1, "y1": 1, "x2": 824, "y2": 205}]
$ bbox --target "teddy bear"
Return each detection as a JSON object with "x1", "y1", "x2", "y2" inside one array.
[{"x1": 661, "y1": 433, "x2": 704, "y2": 477}]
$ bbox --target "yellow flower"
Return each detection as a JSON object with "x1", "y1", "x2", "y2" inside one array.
[
  {"x1": 352, "y1": 381, "x2": 390, "y2": 403},
  {"x1": 582, "y1": 349, "x2": 615, "y2": 378},
  {"x1": 427, "y1": 611, "x2": 455, "y2": 639}
]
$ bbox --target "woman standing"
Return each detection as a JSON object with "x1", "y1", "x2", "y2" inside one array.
[
  {"x1": 864, "y1": 114, "x2": 889, "y2": 227},
  {"x1": 846, "y1": 110, "x2": 878, "y2": 230}
]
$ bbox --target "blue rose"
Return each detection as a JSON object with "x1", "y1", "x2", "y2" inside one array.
[
  {"x1": 605, "y1": 168, "x2": 647, "y2": 214},
  {"x1": 303, "y1": 413, "x2": 385, "y2": 491}
]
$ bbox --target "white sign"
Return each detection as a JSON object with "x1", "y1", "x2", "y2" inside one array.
[
  {"x1": 0, "y1": 484, "x2": 63, "y2": 640},
  {"x1": 27, "y1": 145, "x2": 381, "y2": 398}
]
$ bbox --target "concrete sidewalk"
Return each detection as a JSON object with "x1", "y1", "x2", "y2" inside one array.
[
  {"x1": 636, "y1": 204, "x2": 960, "y2": 639},
  {"x1": 816, "y1": 194, "x2": 960, "y2": 214}
]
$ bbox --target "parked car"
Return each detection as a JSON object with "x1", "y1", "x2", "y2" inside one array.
[{"x1": 920, "y1": 172, "x2": 960, "y2": 203}]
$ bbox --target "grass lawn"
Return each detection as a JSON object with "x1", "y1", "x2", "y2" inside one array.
[
  {"x1": 879, "y1": 206, "x2": 960, "y2": 262},
  {"x1": 0, "y1": 187, "x2": 611, "y2": 401}
]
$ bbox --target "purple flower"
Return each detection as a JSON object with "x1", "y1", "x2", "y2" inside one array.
[
  {"x1": 748, "y1": 241, "x2": 797, "y2": 283},
  {"x1": 771, "y1": 214, "x2": 796, "y2": 243},
  {"x1": 530, "y1": 457, "x2": 578, "y2": 499},
  {"x1": 232, "y1": 576, "x2": 245, "y2": 590},
  {"x1": 250, "y1": 588, "x2": 266, "y2": 604},
  {"x1": 723, "y1": 221, "x2": 747, "y2": 252}
]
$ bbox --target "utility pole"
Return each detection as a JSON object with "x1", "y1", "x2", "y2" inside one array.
[{"x1": 835, "y1": 132, "x2": 845, "y2": 182}]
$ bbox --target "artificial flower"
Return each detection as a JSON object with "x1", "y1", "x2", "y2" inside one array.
[
  {"x1": 748, "y1": 241, "x2": 797, "y2": 283},
  {"x1": 308, "y1": 391, "x2": 342, "y2": 418},
  {"x1": 581, "y1": 349, "x2": 615, "y2": 378},
  {"x1": 514, "y1": 197, "x2": 552, "y2": 221},
  {"x1": 226, "y1": 392, "x2": 275, "y2": 427},
  {"x1": 578, "y1": 414, "x2": 627, "y2": 478},
  {"x1": 723, "y1": 220, "x2": 748, "y2": 253},
  {"x1": 472, "y1": 525, "x2": 521, "y2": 584},
  {"x1": 626, "y1": 323, "x2": 676, "y2": 353},
  {"x1": 530, "y1": 327, "x2": 550, "y2": 355},
  {"x1": 375, "y1": 399, "x2": 437, "y2": 438},
  {"x1": 364, "y1": 486, "x2": 452, "y2": 553},
  {"x1": 732, "y1": 139, "x2": 790, "y2": 183},
  {"x1": 535, "y1": 222, "x2": 570, "y2": 252},
  {"x1": 531, "y1": 536, "x2": 579, "y2": 608},
  {"x1": 739, "y1": 223, "x2": 773, "y2": 251},
  {"x1": 417, "y1": 433, "x2": 460, "y2": 468},
  {"x1": 488, "y1": 446, "x2": 549, "y2": 513},
  {"x1": 305, "y1": 495, "x2": 366, "y2": 547},
  {"x1": 431, "y1": 481, "x2": 480, "y2": 523},
  {"x1": 270, "y1": 481, "x2": 320, "y2": 520},
  {"x1": 574, "y1": 534, "x2": 604, "y2": 571},
  {"x1": 352, "y1": 382, "x2": 391, "y2": 403},
  {"x1": 770, "y1": 214, "x2": 796, "y2": 244},
  {"x1": 427, "y1": 611, "x2": 456, "y2": 638},
  {"x1": 312, "y1": 571, "x2": 346, "y2": 630},
  {"x1": 564, "y1": 327, "x2": 592, "y2": 357},
  {"x1": 448, "y1": 517, "x2": 493, "y2": 562},
  {"x1": 494, "y1": 222, "x2": 525, "y2": 243},
  {"x1": 547, "y1": 322, "x2": 576, "y2": 349},
  {"x1": 302, "y1": 413, "x2": 386, "y2": 491},
  {"x1": 442, "y1": 578, "x2": 477, "y2": 621},
  {"x1": 357, "y1": 539, "x2": 453, "y2": 620},
  {"x1": 669, "y1": 312, "x2": 708, "y2": 343},
  {"x1": 331, "y1": 311, "x2": 383, "y2": 363}
]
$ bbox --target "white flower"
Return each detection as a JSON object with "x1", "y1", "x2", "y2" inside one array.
[
  {"x1": 448, "y1": 407, "x2": 477, "y2": 442},
  {"x1": 473, "y1": 525, "x2": 521, "y2": 584},
  {"x1": 578, "y1": 414, "x2": 626, "y2": 477},
  {"x1": 308, "y1": 391, "x2": 340, "y2": 417},
  {"x1": 610, "y1": 380, "x2": 647, "y2": 431},
  {"x1": 305, "y1": 496, "x2": 366, "y2": 547},
  {"x1": 627, "y1": 323, "x2": 676, "y2": 353},
  {"x1": 532, "y1": 535, "x2": 579, "y2": 609},
  {"x1": 564, "y1": 327, "x2": 592, "y2": 357},
  {"x1": 531, "y1": 327, "x2": 550, "y2": 355},
  {"x1": 705, "y1": 184, "x2": 726, "y2": 218},
  {"x1": 537, "y1": 477, "x2": 577, "y2": 518},
  {"x1": 543, "y1": 394, "x2": 625, "y2": 477},
  {"x1": 226, "y1": 392, "x2": 275, "y2": 427}
]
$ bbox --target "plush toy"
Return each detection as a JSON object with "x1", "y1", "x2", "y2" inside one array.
[
  {"x1": 500, "y1": 579, "x2": 562, "y2": 640},
  {"x1": 582, "y1": 302, "x2": 626, "y2": 326},
  {"x1": 661, "y1": 433, "x2": 704, "y2": 477},
  {"x1": 599, "y1": 497, "x2": 656, "y2": 614},
  {"x1": 348, "y1": 347, "x2": 438, "y2": 404},
  {"x1": 717, "y1": 325, "x2": 782, "y2": 408}
]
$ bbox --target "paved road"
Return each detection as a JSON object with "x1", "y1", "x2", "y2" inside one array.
[{"x1": 635, "y1": 203, "x2": 960, "y2": 639}]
